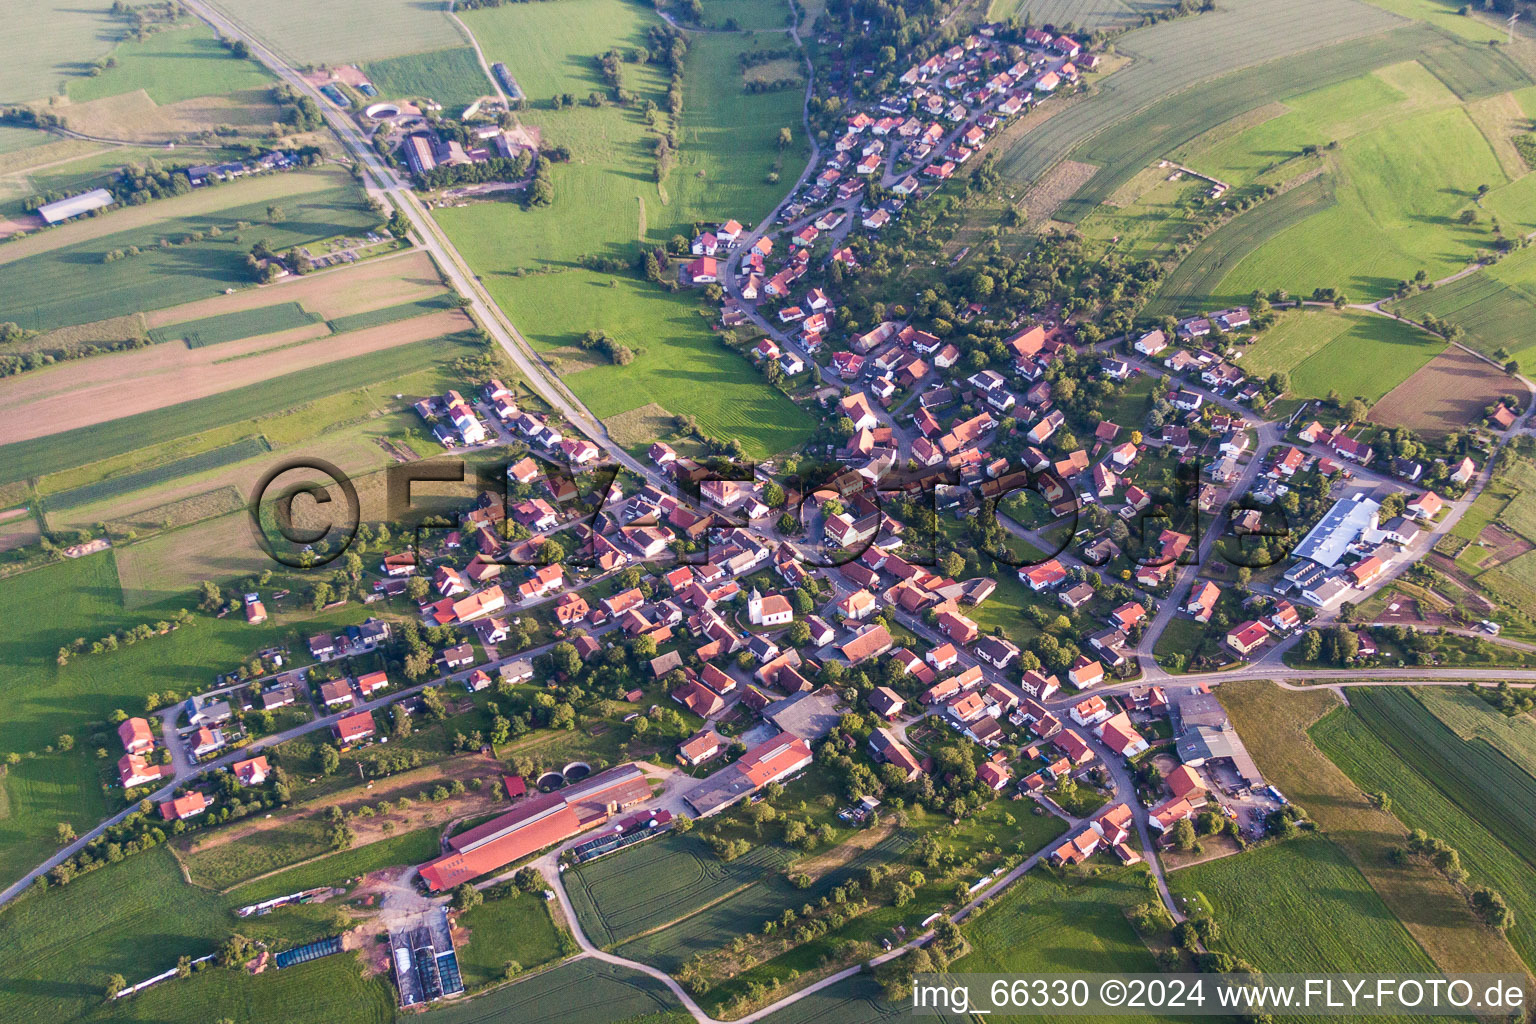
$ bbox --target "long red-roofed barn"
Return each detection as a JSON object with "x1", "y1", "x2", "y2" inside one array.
[{"x1": 418, "y1": 764, "x2": 651, "y2": 891}]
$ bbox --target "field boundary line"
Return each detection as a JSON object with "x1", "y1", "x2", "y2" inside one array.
[{"x1": 603, "y1": 879, "x2": 760, "y2": 950}]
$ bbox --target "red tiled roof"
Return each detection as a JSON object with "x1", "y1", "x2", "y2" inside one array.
[{"x1": 421, "y1": 766, "x2": 650, "y2": 890}]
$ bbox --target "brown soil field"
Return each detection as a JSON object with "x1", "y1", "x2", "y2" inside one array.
[
  {"x1": 1369, "y1": 345, "x2": 1509, "y2": 435},
  {"x1": 1022, "y1": 159, "x2": 1100, "y2": 226},
  {"x1": 1474, "y1": 521, "x2": 1532, "y2": 569},
  {"x1": 0, "y1": 513, "x2": 40, "y2": 552},
  {"x1": 141, "y1": 247, "x2": 447, "y2": 326},
  {"x1": 1466, "y1": 91, "x2": 1530, "y2": 179},
  {"x1": 0, "y1": 165, "x2": 346, "y2": 267},
  {"x1": 0, "y1": 307, "x2": 470, "y2": 445}
]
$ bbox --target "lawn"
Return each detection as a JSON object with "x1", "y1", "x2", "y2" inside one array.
[
  {"x1": 146, "y1": 302, "x2": 323, "y2": 347},
  {"x1": 1218, "y1": 106, "x2": 1509, "y2": 302},
  {"x1": 455, "y1": 889, "x2": 566, "y2": 989},
  {"x1": 1284, "y1": 312, "x2": 1445, "y2": 407},
  {"x1": 362, "y1": 47, "x2": 491, "y2": 114},
  {"x1": 1312, "y1": 704, "x2": 1536, "y2": 970},
  {"x1": 0, "y1": 332, "x2": 477, "y2": 485},
  {"x1": 0, "y1": 181, "x2": 380, "y2": 333},
  {"x1": 199, "y1": 0, "x2": 465, "y2": 65},
  {"x1": 418, "y1": 957, "x2": 686, "y2": 1024},
  {"x1": 1391, "y1": 245, "x2": 1536, "y2": 372},
  {"x1": 1169, "y1": 833, "x2": 1442, "y2": 975},
  {"x1": 1215, "y1": 679, "x2": 1527, "y2": 978},
  {"x1": 68, "y1": 22, "x2": 273, "y2": 105}
]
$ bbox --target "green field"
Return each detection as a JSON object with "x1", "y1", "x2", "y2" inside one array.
[
  {"x1": 221, "y1": 827, "x2": 444, "y2": 903},
  {"x1": 0, "y1": 2, "x2": 121, "y2": 104},
  {"x1": 1390, "y1": 245, "x2": 1536, "y2": 371},
  {"x1": 565, "y1": 832, "x2": 795, "y2": 948},
  {"x1": 757, "y1": 972, "x2": 947, "y2": 1024},
  {"x1": 42, "y1": 436, "x2": 271, "y2": 511},
  {"x1": 1361, "y1": 0, "x2": 1510, "y2": 42},
  {"x1": 1186, "y1": 70, "x2": 1416, "y2": 187},
  {"x1": 146, "y1": 302, "x2": 323, "y2": 347},
  {"x1": 991, "y1": 0, "x2": 1184, "y2": 29},
  {"x1": 1170, "y1": 833, "x2": 1440, "y2": 975},
  {"x1": 455, "y1": 890, "x2": 566, "y2": 989},
  {"x1": 83, "y1": 954, "x2": 395, "y2": 1024},
  {"x1": 701, "y1": 0, "x2": 794, "y2": 30},
  {"x1": 468, "y1": 269, "x2": 812, "y2": 459},
  {"x1": 1282, "y1": 311, "x2": 1444, "y2": 405},
  {"x1": 1312, "y1": 704, "x2": 1536, "y2": 968},
  {"x1": 363, "y1": 47, "x2": 491, "y2": 113},
  {"x1": 1415, "y1": 36, "x2": 1532, "y2": 99},
  {"x1": 440, "y1": 0, "x2": 812, "y2": 458},
  {"x1": 199, "y1": 0, "x2": 465, "y2": 65},
  {"x1": 0, "y1": 846, "x2": 390, "y2": 1024},
  {"x1": 326, "y1": 292, "x2": 459, "y2": 333},
  {"x1": 1416, "y1": 687, "x2": 1536, "y2": 777},
  {"x1": 1006, "y1": 9, "x2": 1426, "y2": 218},
  {"x1": 68, "y1": 22, "x2": 274, "y2": 105},
  {"x1": 1149, "y1": 177, "x2": 1338, "y2": 317},
  {"x1": 461, "y1": 0, "x2": 661, "y2": 102},
  {"x1": 0, "y1": 178, "x2": 379, "y2": 333},
  {"x1": 1231, "y1": 308, "x2": 1354, "y2": 377},
  {"x1": 0, "y1": 553, "x2": 396, "y2": 888},
  {"x1": 1345, "y1": 688, "x2": 1536, "y2": 863},
  {"x1": 417, "y1": 958, "x2": 685, "y2": 1024},
  {"x1": 1218, "y1": 106, "x2": 1508, "y2": 302},
  {"x1": 0, "y1": 332, "x2": 476, "y2": 485},
  {"x1": 953, "y1": 866, "x2": 1168, "y2": 1024}
]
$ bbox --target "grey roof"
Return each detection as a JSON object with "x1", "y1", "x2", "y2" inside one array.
[
  {"x1": 1292, "y1": 495, "x2": 1379, "y2": 568},
  {"x1": 37, "y1": 188, "x2": 114, "y2": 224},
  {"x1": 765, "y1": 687, "x2": 842, "y2": 741}
]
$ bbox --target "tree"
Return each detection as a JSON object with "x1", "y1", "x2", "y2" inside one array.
[
  {"x1": 513, "y1": 866, "x2": 543, "y2": 893},
  {"x1": 1472, "y1": 887, "x2": 1513, "y2": 930},
  {"x1": 318, "y1": 744, "x2": 341, "y2": 775},
  {"x1": 55, "y1": 822, "x2": 76, "y2": 846},
  {"x1": 1169, "y1": 818, "x2": 1197, "y2": 851},
  {"x1": 1343, "y1": 398, "x2": 1369, "y2": 424},
  {"x1": 406, "y1": 576, "x2": 431, "y2": 602},
  {"x1": 777, "y1": 126, "x2": 793, "y2": 150},
  {"x1": 452, "y1": 883, "x2": 483, "y2": 911},
  {"x1": 104, "y1": 974, "x2": 126, "y2": 1000}
]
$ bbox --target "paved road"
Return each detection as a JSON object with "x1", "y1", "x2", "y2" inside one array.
[{"x1": 180, "y1": 0, "x2": 683, "y2": 507}]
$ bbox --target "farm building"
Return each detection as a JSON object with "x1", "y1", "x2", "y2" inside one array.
[
  {"x1": 682, "y1": 732, "x2": 813, "y2": 817},
  {"x1": 37, "y1": 188, "x2": 115, "y2": 224},
  {"x1": 418, "y1": 764, "x2": 651, "y2": 891}
]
